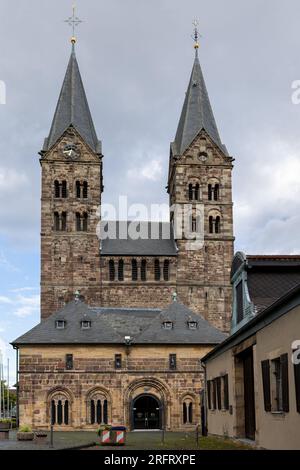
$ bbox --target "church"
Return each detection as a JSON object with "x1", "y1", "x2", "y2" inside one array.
[{"x1": 12, "y1": 27, "x2": 234, "y2": 431}]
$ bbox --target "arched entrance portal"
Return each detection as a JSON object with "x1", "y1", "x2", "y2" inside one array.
[{"x1": 132, "y1": 394, "x2": 162, "y2": 430}]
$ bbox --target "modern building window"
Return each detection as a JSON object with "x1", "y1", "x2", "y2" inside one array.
[
  {"x1": 154, "y1": 259, "x2": 161, "y2": 281},
  {"x1": 262, "y1": 355, "x2": 289, "y2": 413},
  {"x1": 216, "y1": 377, "x2": 222, "y2": 410},
  {"x1": 169, "y1": 353, "x2": 177, "y2": 370},
  {"x1": 66, "y1": 354, "x2": 73, "y2": 370},
  {"x1": 131, "y1": 259, "x2": 138, "y2": 281},
  {"x1": 207, "y1": 381, "x2": 212, "y2": 410},
  {"x1": 118, "y1": 259, "x2": 124, "y2": 281},
  {"x1": 222, "y1": 374, "x2": 229, "y2": 410},
  {"x1": 109, "y1": 259, "x2": 115, "y2": 281},
  {"x1": 163, "y1": 260, "x2": 170, "y2": 281},
  {"x1": 115, "y1": 354, "x2": 122, "y2": 369},
  {"x1": 212, "y1": 379, "x2": 217, "y2": 410},
  {"x1": 141, "y1": 259, "x2": 147, "y2": 282}
]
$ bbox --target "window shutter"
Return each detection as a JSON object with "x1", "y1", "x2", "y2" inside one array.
[
  {"x1": 207, "y1": 381, "x2": 211, "y2": 410},
  {"x1": 294, "y1": 361, "x2": 300, "y2": 413},
  {"x1": 281, "y1": 353, "x2": 289, "y2": 413},
  {"x1": 216, "y1": 377, "x2": 222, "y2": 410},
  {"x1": 261, "y1": 360, "x2": 271, "y2": 412},
  {"x1": 212, "y1": 379, "x2": 217, "y2": 409},
  {"x1": 223, "y1": 374, "x2": 229, "y2": 410}
]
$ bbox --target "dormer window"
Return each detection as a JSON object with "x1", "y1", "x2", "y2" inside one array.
[
  {"x1": 163, "y1": 321, "x2": 173, "y2": 330},
  {"x1": 81, "y1": 320, "x2": 91, "y2": 329},
  {"x1": 56, "y1": 320, "x2": 66, "y2": 329},
  {"x1": 188, "y1": 321, "x2": 198, "y2": 330}
]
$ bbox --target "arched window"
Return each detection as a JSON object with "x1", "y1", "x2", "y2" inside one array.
[
  {"x1": 209, "y1": 216, "x2": 214, "y2": 234},
  {"x1": 76, "y1": 181, "x2": 81, "y2": 199},
  {"x1": 76, "y1": 212, "x2": 81, "y2": 232},
  {"x1": 163, "y1": 260, "x2": 170, "y2": 281},
  {"x1": 61, "y1": 181, "x2": 67, "y2": 198},
  {"x1": 88, "y1": 392, "x2": 109, "y2": 425},
  {"x1": 82, "y1": 213, "x2": 88, "y2": 232},
  {"x1": 118, "y1": 259, "x2": 124, "y2": 281},
  {"x1": 208, "y1": 184, "x2": 212, "y2": 201},
  {"x1": 182, "y1": 398, "x2": 193, "y2": 424},
  {"x1": 188, "y1": 184, "x2": 193, "y2": 201},
  {"x1": 191, "y1": 217, "x2": 197, "y2": 233},
  {"x1": 214, "y1": 184, "x2": 219, "y2": 201},
  {"x1": 54, "y1": 180, "x2": 60, "y2": 198},
  {"x1": 141, "y1": 259, "x2": 147, "y2": 282},
  {"x1": 83, "y1": 181, "x2": 88, "y2": 199},
  {"x1": 61, "y1": 212, "x2": 67, "y2": 231},
  {"x1": 50, "y1": 392, "x2": 70, "y2": 426},
  {"x1": 215, "y1": 216, "x2": 220, "y2": 234},
  {"x1": 154, "y1": 259, "x2": 161, "y2": 281},
  {"x1": 54, "y1": 212, "x2": 60, "y2": 231},
  {"x1": 194, "y1": 183, "x2": 200, "y2": 201},
  {"x1": 109, "y1": 260, "x2": 115, "y2": 281},
  {"x1": 132, "y1": 259, "x2": 138, "y2": 281}
]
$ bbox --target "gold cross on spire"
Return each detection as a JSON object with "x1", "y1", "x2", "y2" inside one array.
[
  {"x1": 192, "y1": 19, "x2": 201, "y2": 56},
  {"x1": 64, "y1": 3, "x2": 83, "y2": 45}
]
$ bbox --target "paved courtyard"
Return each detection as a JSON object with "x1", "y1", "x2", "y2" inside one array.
[{"x1": 0, "y1": 430, "x2": 253, "y2": 451}]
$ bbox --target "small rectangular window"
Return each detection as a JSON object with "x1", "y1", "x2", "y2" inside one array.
[
  {"x1": 115, "y1": 354, "x2": 122, "y2": 370},
  {"x1": 66, "y1": 354, "x2": 73, "y2": 370},
  {"x1": 169, "y1": 354, "x2": 177, "y2": 370},
  {"x1": 81, "y1": 320, "x2": 91, "y2": 329},
  {"x1": 56, "y1": 320, "x2": 65, "y2": 329}
]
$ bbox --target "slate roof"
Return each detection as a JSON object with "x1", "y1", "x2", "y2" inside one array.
[
  {"x1": 172, "y1": 55, "x2": 228, "y2": 156},
  {"x1": 232, "y1": 252, "x2": 300, "y2": 314},
  {"x1": 43, "y1": 46, "x2": 101, "y2": 153},
  {"x1": 101, "y1": 221, "x2": 178, "y2": 256},
  {"x1": 12, "y1": 301, "x2": 226, "y2": 346}
]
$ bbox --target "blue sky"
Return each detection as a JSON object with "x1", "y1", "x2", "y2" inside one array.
[{"x1": 2, "y1": 0, "x2": 300, "y2": 384}]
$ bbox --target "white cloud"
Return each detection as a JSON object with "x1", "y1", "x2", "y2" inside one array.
[
  {"x1": 127, "y1": 159, "x2": 163, "y2": 182},
  {"x1": 14, "y1": 294, "x2": 40, "y2": 318},
  {"x1": 0, "y1": 296, "x2": 13, "y2": 304}
]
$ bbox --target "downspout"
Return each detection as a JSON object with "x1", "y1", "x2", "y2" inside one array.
[{"x1": 201, "y1": 361, "x2": 208, "y2": 436}]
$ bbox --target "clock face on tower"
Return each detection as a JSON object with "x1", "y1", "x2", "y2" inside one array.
[{"x1": 63, "y1": 143, "x2": 80, "y2": 160}]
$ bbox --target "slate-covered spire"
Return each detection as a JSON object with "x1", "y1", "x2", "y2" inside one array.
[
  {"x1": 43, "y1": 43, "x2": 101, "y2": 153},
  {"x1": 173, "y1": 48, "x2": 227, "y2": 156}
]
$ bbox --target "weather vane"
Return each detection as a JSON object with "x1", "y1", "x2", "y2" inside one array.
[
  {"x1": 64, "y1": 3, "x2": 83, "y2": 45},
  {"x1": 192, "y1": 19, "x2": 201, "y2": 55}
]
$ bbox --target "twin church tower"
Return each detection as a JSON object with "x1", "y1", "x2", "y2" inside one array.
[{"x1": 39, "y1": 33, "x2": 234, "y2": 332}]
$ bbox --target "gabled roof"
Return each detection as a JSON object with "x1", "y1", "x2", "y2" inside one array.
[
  {"x1": 231, "y1": 252, "x2": 300, "y2": 314},
  {"x1": 172, "y1": 55, "x2": 228, "y2": 156},
  {"x1": 101, "y1": 221, "x2": 178, "y2": 256},
  {"x1": 43, "y1": 46, "x2": 101, "y2": 153},
  {"x1": 137, "y1": 302, "x2": 227, "y2": 344},
  {"x1": 11, "y1": 301, "x2": 226, "y2": 346}
]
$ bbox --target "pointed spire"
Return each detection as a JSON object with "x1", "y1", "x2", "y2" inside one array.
[
  {"x1": 43, "y1": 44, "x2": 101, "y2": 153},
  {"x1": 172, "y1": 31, "x2": 227, "y2": 156}
]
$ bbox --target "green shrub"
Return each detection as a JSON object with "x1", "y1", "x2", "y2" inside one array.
[
  {"x1": 0, "y1": 418, "x2": 11, "y2": 424},
  {"x1": 19, "y1": 425, "x2": 32, "y2": 433}
]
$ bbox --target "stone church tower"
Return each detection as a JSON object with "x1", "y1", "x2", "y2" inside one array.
[
  {"x1": 168, "y1": 44, "x2": 234, "y2": 331},
  {"x1": 39, "y1": 43, "x2": 103, "y2": 320}
]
